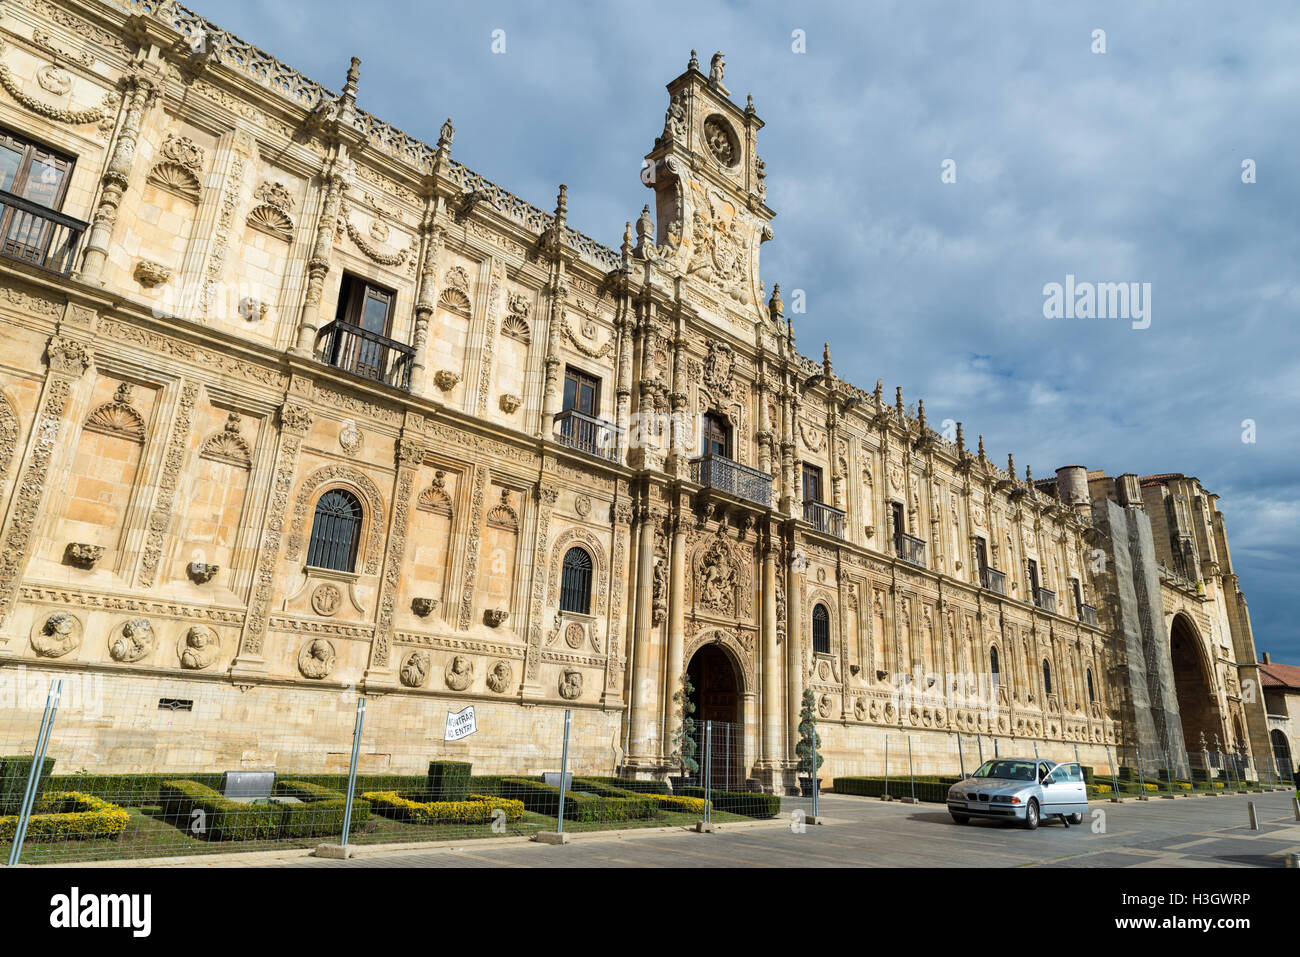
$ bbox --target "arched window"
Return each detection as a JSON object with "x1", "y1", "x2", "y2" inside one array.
[
  {"x1": 990, "y1": 647, "x2": 1001, "y2": 689},
  {"x1": 306, "y1": 488, "x2": 363, "y2": 572},
  {"x1": 1086, "y1": 669, "x2": 1096, "y2": 703},
  {"x1": 812, "y1": 603, "x2": 831, "y2": 655},
  {"x1": 560, "y1": 547, "x2": 593, "y2": 615},
  {"x1": 1042, "y1": 659, "x2": 1053, "y2": 696}
]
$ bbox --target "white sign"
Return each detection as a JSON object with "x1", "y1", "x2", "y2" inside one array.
[{"x1": 445, "y1": 705, "x2": 477, "y2": 741}]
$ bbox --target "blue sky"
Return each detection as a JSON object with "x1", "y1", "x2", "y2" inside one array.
[{"x1": 196, "y1": 0, "x2": 1299, "y2": 661}]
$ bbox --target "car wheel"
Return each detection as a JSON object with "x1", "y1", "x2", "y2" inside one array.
[
  {"x1": 1022, "y1": 799, "x2": 1039, "y2": 830},
  {"x1": 950, "y1": 813, "x2": 970, "y2": 825},
  {"x1": 1068, "y1": 812, "x2": 1084, "y2": 825}
]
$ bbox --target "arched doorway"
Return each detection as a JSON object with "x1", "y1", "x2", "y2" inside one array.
[
  {"x1": 686, "y1": 644, "x2": 744, "y2": 789},
  {"x1": 1270, "y1": 730, "x2": 1295, "y2": 784},
  {"x1": 1169, "y1": 614, "x2": 1222, "y2": 752}
]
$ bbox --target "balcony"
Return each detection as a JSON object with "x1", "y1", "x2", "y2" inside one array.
[
  {"x1": 1079, "y1": 603, "x2": 1099, "y2": 627},
  {"x1": 1034, "y1": 587, "x2": 1058, "y2": 615},
  {"x1": 803, "y1": 499, "x2": 845, "y2": 538},
  {"x1": 554, "y1": 408, "x2": 623, "y2": 465},
  {"x1": 690, "y1": 455, "x2": 772, "y2": 508},
  {"x1": 895, "y1": 532, "x2": 926, "y2": 569},
  {"x1": 0, "y1": 190, "x2": 87, "y2": 276},
  {"x1": 980, "y1": 566, "x2": 1007, "y2": 596},
  {"x1": 318, "y1": 320, "x2": 414, "y2": 391}
]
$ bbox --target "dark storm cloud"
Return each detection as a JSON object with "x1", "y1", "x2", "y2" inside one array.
[{"x1": 199, "y1": 0, "x2": 1299, "y2": 658}]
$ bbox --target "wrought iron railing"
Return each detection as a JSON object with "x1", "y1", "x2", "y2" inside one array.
[
  {"x1": 689, "y1": 455, "x2": 772, "y2": 508},
  {"x1": 803, "y1": 500, "x2": 845, "y2": 538},
  {"x1": 1035, "y1": 587, "x2": 1058, "y2": 614},
  {"x1": 896, "y1": 532, "x2": 926, "y2": 568},
  {"x1": 980, "y1": 566, "x2": 1007, "y2": 596},
  {"x1": 1079, "y1": 603, "x2": 1098, "y2": 627},
  {"x1": 0, "y1": 190, "x2": 87, "y2": 276},
  {"x1": 554, "y1": 409, "x2": 623, "y2": 465},
  {"x1": 317, "y1": 320, "x2": 414, "y2": 391}
]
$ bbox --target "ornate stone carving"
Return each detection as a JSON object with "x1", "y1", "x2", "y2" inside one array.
[
  {"x1": 412, "y1": 597, "x2": 438, "y2": 618},
  {"x1": 311, "y1": 582, "x2": 343, "y2": 617},
  {"x1": 109, "y1": 617, "x2": 155, "y2": 663},
  {"x1": 564, "y1": 621, "x2": 585, "y2": 649},
  {"x1": 84, "y1": 382, "x2": 145, "y2": 442},
  {"x1": 498, "y1": 393, "x2": 522, "y2": 414},
  {"x1": 417, "y1": 471, "x2": 453, "y2": 515},
  {"x1": 286, "y1": 466, "x2": 385, "y2": 575},
  {"x1": 32, "y1": 611, "x2": 81, "y2": 658},
  {"x1": 445, "y1": 654, "x2": 474, "y2": 690},
  {"x1": 0, "y1": 53, "x2": 120, "y2": 127},
  {"x1": 400, "y1": 649, "x2": 431, "y2": 688},
  {"x1": 486, "y1": 489, "x2": 519, "y2": 531},
  {"x1": 200, "y1": 412, "x2": 252, "y2": 467},
  {"x1": 187, "y1": 562, "x2": 219, "y2": 584},
  {"x1": 483, "y1": 609, "x2": 509, "y2": 628},
  {"x1": 65, "y1": 543, "x2": 104, "y2": 569},
  {"x1": 297, "y1": 638, "x2": 337, "y2": 679},
  {"x1": 338, "y1": 420, "x2": 363, "y2": 455},
  {"x1": 458, "y1": 467, "x2": 489, "y2": 630},
  {"x1": 139, "y1": 382, "x2": 199, "y2": 588},
  {"x1": 486, "y1": 659, "x2": 513, "y2": 693},
  {"x1": 548, "y1": 528, "x2": 610, "y2": 615},
  {"x1": 434, "y1": 370, "x2": 461, "y2": 392},
  {"x1": 559, "y1": 668, "x2": 584, "y2": 700},
  {"x1": 703, "y1": 114, "x2": 738, "y2": 168}
]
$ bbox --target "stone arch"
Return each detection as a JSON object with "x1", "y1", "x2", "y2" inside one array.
[
  {"x1": 286, "y1": 465, "x2": 386, "y2": 575},
  {"x1": 684, "y1": 626, "x2": 754, "y2": 696},
  {"x1": 1169, "y1": 611, "x2": 1223, "y2": 751},
  {"x1": 807, "y1": 587, "x2": 837, "y2": 655},
  {"x1": 691, "y1": 531, "x2": 752, "y2": 620},
  {"x1": 547, "y1": 526, "x2": 609, "y2": 615}
]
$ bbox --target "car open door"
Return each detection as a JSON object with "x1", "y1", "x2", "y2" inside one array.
[{"x1": 1041, "y1": 762, "x2": 1087, "y2": 816}]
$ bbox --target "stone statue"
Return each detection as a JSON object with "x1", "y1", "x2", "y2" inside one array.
[
  {"x1": 487, "y1": 659, "x2": 512, "y2": 693},
  {"x1": 710, "y1": 51, "x2": 725, "y2": 84},
  {"x1": 559, "y1": 668, "x2": 583, "y2": 700},
  {"x1": 298, "y1": 638, "x2": 336, "y2": 679},
  {"x1": 445, "y1": 654, "x2": 474, "y2": 691},
  {"x1": 33, "y1": 611, "x2": 80, "y2": 658},
  {"x1": 400, "y1": 650, "x2": 431, "y2": 688},
  {"x1": 179, "y1": 625, "x2": 220, "y2": 670},
  {"x1": 110, "y1": 617, "x2": 155, "y2": 663}
]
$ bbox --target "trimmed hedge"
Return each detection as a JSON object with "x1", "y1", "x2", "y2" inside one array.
[
  {"x1": 363, "y1": 791, "x2": 525, "y2": 825},
  {"x1": 832, "y1": 776, "x2": 951, "y2": 803},
  {"x1": 0, "y1": 755, "x2": 56, "y2": 815},
  {"x1": 573, "y1": 777, "x2": 710, "y2": 815},
  {"x1": 0, "y1": 791, "x2": 129, "y2": 842},
  {"x1": 427, "y1": 762, "x2": 472, "y2": 802},
  {"x1": 675, "y1": 787, "x2": 781, "y2": 818},
  {"x1": 159, "y1": 780, "x2": 280, "y2": 841},
  {"x1": 581, "y1": 776, "x2": 672, "y2": 795},
  {"x1": 501, "y1": 777, "x2": 658, "y2": 822},
  {"x1": 274, "y1": 779, "x2": 370, "y2": 838}
]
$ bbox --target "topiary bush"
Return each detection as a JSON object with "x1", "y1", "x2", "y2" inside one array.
[
  {"x1": 426, "y1": 762, "x2": 472, "y2": 802},
  {"x1": 676, "y1": 787, "x2": 780, "y2": 818},
  {"x1": 362, "y1": 791, "x2": 524, "y2": 825},
  {"x1": 0, "y1": 755, "x2": 56, "y2": 815},
  {"x1": 0, "y1": 791, "x2": 128, "y2": 842}
]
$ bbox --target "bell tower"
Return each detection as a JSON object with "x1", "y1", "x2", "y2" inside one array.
[{"x1": 640, "y1": 51, "x2": 775, "y2": 320}]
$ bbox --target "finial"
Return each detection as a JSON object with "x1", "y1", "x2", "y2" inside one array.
[
  {"x1": 1008, "y1": 453, "x2": 1016, "y2": 481},
  {"x1": 895, "y1": 386, "x2": 904, "y2": 418},
  {"x1": 689, "y1": 49, "x2": 699, "y2": 71},
  {"x1": 978, "y1": 435, "x2": 987, "y2": 462},
  {"x1": 622, "y1": 221, "x2": 634, "y2": 258},
  {"x1": 554, "y1": 184, "x2": 568, "y2": 222},
  {"x1": 874, "y1": 379, "x2": 883, "y2": 403},
  {"x1": 768, "y1": 283, "x2": 784, "y2": 320},
  {"x1": 956, "y1": 422, "x2": 966, "y2": 454},
  {"x1": 746, "y1": 93, "x2": 755, "y2": 114},
  {"x1": 437, "y1": 118, "x2": 455, "y2": 151},
  {"x1": 822, "y1": 342, "x2": 832, "y2": 377},
  {"x1": 341, "y1": 56, "x2": 361, "y2": 105},
  {"x1": 917, "y1": 399, "x2": 927, "y2": 431},
  {"x1": 1025, "y1": 465, "x2": 1034, "y2": 487}
]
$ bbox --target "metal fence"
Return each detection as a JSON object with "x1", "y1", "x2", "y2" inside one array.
[{"x1": 0, "y1": 672, "x2": 810, "y2": 865}]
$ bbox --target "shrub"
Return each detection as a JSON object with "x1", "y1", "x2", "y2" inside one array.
[
  {"x1": 0, "y1": 755, "x2": 56, "y2": 815},
  {"x1": 157, "y1": 780, "x2": 280, "y2": 841},
  {"x1": 582, "y1": 776, "x2": 671, "y2": 795},
  {"x1": 274, "y1": 779, "x2": 370, "y2": 837},
  {"x1": 500, "y1": 777, "x2": 657, "y2": 822},
  {"x1": 676, "y1": 787, "x2": 780, "y2": 818},
  {"x1": 831, "y1": 776, "x2": 950, "y2": 804},
  {"x1": 427, "y1": 762, "x2": 472, "y2": 802},
  {"x1": 363, "y1": 791, "x2": 524, "y2": 825},
  {"x1": 0, "y1": 791, "x2": 128, "y2": 842},
  {"x1": 573, "y1": 777, "x2": 710, "y2": 815}
]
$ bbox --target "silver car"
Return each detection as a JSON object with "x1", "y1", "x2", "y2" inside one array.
[{"x1": 946, "y1": 758, "x2": 1088, "y2": 829}]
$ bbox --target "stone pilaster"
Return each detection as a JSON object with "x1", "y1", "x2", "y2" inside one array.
[
  {"x1": 522, "y1": 481, "x2": 560, "y2": 696},
  {"x1": 409, "y1": 217, "x2": 442, "y2": 395},
  {"x1": 760, "y1": 530, "x2": 781, "y2": 774},
  {"x1": 228, "y1": 401, "x2": 313, "y2": 679},
  {"x1": 663, "y1": 505, "x2": 688, "y2": 754},
  {"x1": 292, "y1": 153, "x2": 349, "y2": 354},
  {"x1": 627, "y1": 501, "x2": 664, "y2": 767}
]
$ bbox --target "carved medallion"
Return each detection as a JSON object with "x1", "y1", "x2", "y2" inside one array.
[
  {"x1": 311, "y1": 583, "x2": 342, "y2": 617},
  {"x1": 31, "y1": 612, "x2": 81, "y2": 658},
  {"x1": 564, "y1": 621, "x2": 585, "y2": 649},
  {"x1": 487, "y1": 659, "x2": 513, "y2": 693},
  {"x1": 178, "y1": 625, "x2": 220, "y2": 670},
  {"x1": 400, "y1": 650, "x2": 431, "y2": 688},
  {"x1": 445, "y1": 654, "x2": 474, "y2": 690},
  {"x1": 109, "y1": 617, "x2": 155, "y2": 663},
  {"x1": 298, "y1": 638, "x2": 336, "y2": 679},
  {"x1": 559, "y1": 668, "x2": 583, "y2": 700}
]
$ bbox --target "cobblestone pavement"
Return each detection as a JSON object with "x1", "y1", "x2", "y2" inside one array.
[{"x1": 136, "y1": 789, "x2": 1300, "y2": 868}]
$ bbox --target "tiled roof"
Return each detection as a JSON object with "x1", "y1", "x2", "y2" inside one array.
[{"x1": 1258, "y1": 660, "x2": 1300, "y2": 691}]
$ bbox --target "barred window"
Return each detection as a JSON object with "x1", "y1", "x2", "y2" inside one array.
[
  {"x1": 812, "y1": 603, "x2": 831, "y2": 655},
  {"x1": 990, "y1": 647, "x2": 1001, "y2": 687},
  {"x1": 306, "y1": 489, "x2": 363, "y2": 573},
  {"x1": 560, "y1": 547, "x2": 593, "y2": 615},
  {"x1": 1087, "y1": 668, "x2": 1095, "y2": 703},
  {"x1": 1042, "y1": 659, "x2": 1053, "y2": 696}
]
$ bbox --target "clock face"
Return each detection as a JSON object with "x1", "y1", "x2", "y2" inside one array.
[{"x1": 703, "y1": 114, "x2": 739, "y2": 168}]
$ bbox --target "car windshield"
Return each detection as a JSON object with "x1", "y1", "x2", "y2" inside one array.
[{"x1": 972, "y1": 760, "x2": 1037, "y2": 781}]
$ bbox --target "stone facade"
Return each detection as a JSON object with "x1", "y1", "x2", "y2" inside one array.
[{"x1": 0, "y1": 0, "x2": 1272, "y2": 788}]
